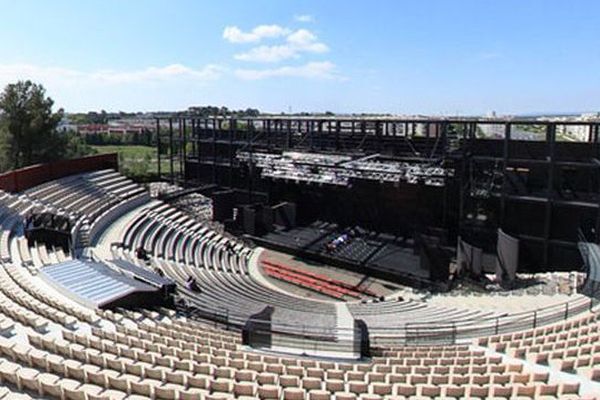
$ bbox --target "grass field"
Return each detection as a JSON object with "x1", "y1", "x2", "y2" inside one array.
[
  {"x1": 92, "y1": 144, "x2": 155, "y2": 159},
  {"x1": 92, "y1": 144, "x2": 175, "y2": 181}
]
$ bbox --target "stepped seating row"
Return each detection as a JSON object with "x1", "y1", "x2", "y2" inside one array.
[
  {"x1": 123, "y1": 250, "x2": 337, "y2": 330},
  {"x1": 431, "y1": 286, "x2": 581, "y2": 309},
  {"x1": 109, "y1": 310, "x2": 584, "y2": 400},
  {"x1": 0, "y1": 383, "x2": 35, "y2": 399},
  {"x1": 0, "y1": 199, "x2": 103, "y2": 336},
  {"x1": 0, "y1": 335, "x2": 154, "y2": 400},
  {"x1": 0, "y1": 168, "x2": 591, "y2": 399},
  {"x1": 0, "y1": 191, "x2": 99, "y2": 325},
  {"x1": 115, "y1": 200, "x2": 338, "y2": 328},
  {"x1": 347, "y1": 299, "x2": 501, "y2": 332},
  {"x1": 0, "y1": 281, "x2": 587, "y2": 400},
  {"x1": 35, "y1": 243, "x2": 71, "y2": 267},
  {"x1": 24, "y1": 170, "x2": 144, "y2": 222},
  {"x1": 17, "y1": 237, "x2": 69, "y2": 270},
  {"x1": 40, "y1": 315, "x2": 586, "y2": 399},
  {"x1": 126, "y1": 319, "x2": 241, "y2": 347},
  {"x1": 122, "y1": 202, "x2": 250, "y2": 275},
  {"x1": 347, "y1": 294, "x2": 592, "y2": 346},
  {"x1": 5, "y1": 302, "x2": 576, "y2": 400},
  {"x1": 0, "y1": 193, "x2": 22, "y2": 262},
  {"x1": 480, "y1": 312, "x2": 600, "y2": 381},
  {"x1": 478, "y1": 313, "x2": 598, "y2": 348},
  {"x1": 0, "y1": 261, "x2": 76, "y2": 329},
  {"x1": 103, "y1": 324, "x2": 531, "y2": 378},
  {"x1": 4, "y1": 262, "x2": 97, "y2": 324},
  {"x1": 0, "y1": 284, "x2": 48, "y2": 333}
]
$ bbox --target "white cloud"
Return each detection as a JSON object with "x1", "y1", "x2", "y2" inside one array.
[
  {"x1": 223, "y1": 25, "x2": 290, "y2": 43},
  {"x1": 0, "y1": 63, "x2": 223, "y2": 87},
  {"x1": 287, "y1": 29, "x2": 328, "y2": 53},
  {"x1": 234, "y1": 45, "x2": 298, "y2": 63},
  {"x1": 0, "y1": 63, "x2": 225, "y2": 111},
  {"x1": 89, "y1": 64, "x2": 223, "y2": 84},
  {"x1": 233, "y1": 28, "x2": 328, "y2": 63},
  {"x1": 294, "y1": 14, "x2": 315, "y2": 23},
  {"x1": 235, "y1": 61, "x2": 341, "y2": 80}
]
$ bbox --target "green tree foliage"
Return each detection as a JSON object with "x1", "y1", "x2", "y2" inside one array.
[
  {"x1": 60, "y1": 130, "x2": 97, "y2": 160},
  {"x1": 0, "y1": 80, "x2": 93, "y2": 171},
  {"x1": 186, "y1": 105, "x2": 260, "y2": 117}
]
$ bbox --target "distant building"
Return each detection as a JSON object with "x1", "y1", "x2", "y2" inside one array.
[
  {"x1": 540, "y1": 112, "x2": 600, "y2": 141},
  {"x1": 77, "y1": 122, "x2": 150, "y2": 135},
  {"x1": 57, "y1": 117, "x2": 78, "y2": 133}
]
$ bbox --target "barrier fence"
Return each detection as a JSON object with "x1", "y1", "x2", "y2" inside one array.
[{"x1": 178, "y1": 294, "x2": 597, "y2": 352}]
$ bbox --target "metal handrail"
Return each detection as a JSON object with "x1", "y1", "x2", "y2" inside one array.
[{"x1": 178, "y1": 292, "x2": 595, "y2": 346}]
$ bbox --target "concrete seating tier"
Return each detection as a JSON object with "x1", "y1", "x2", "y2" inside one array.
[
  {"x1": 0, "y1": 262, "x2": 76, "y2": 329},
  {"x1": 24, "y1": 169, "x2": 144, "y2": 222},
  {"x1": 480, "y1": 311, "x2": 600, "y2": 383},
  {"x1": 14, "y1": 310, "x2": 580, "y2": 400},
  {"x1": 116, "y1": 200, "x2": 338, "y2": 330},
  {"x1": 0, "y1": 169, "x2": 593, "y2": 398},
  {"x1": 123, "y1": 249, "x2": 337, "y2": 330},
  {"x1": 121, "y1": 202, "x2": 250, "y2": 274}
]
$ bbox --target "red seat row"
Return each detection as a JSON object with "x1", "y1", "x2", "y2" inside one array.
[
  {"x1": 262, "y1": 260, "x2": 376, "y2": 297},
  {"x1": 262, "y1": 266, "x2": 345, "y2": 299}
]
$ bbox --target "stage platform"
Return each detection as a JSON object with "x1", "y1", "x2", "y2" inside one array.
[
  {"x1": 40, "y1": 259, "x2": 164, "y2": 309},
  {"x1": 248, "y1": 221, "x2": 432, "y2": 287}
]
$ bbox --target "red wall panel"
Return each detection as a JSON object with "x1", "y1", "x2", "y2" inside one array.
[{"x1": 0, "y1": 154, "x2": 119, "y2": 192}]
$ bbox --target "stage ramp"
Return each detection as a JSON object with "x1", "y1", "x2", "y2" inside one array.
[{"x1": 40, "y1": 259, "x2": 164, "y2": 309}]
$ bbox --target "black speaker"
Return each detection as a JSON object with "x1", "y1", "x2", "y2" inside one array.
[
  {"x1": 261, "y1": 205, "x2": 274, "y2": 233},
  {"x1": 419, "y1": 235, "x2": 449, "y2": 282},
  {"x1": 242, "y1": 207, "x2": 256, "y2": 235},
  {"x1": 212, "y1": 190, "x2": 235, "y2": 222}
]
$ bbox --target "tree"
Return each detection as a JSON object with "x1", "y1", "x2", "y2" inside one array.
[
  {"x1": 244, "y1": 108, "x2": 260, "y2": 117},
  {"x1": 0, "y1": 80, "x2": 92, "y2": 171},
  {"x1": 59, "y1": 129, "x2": 97, "y2": 160}
]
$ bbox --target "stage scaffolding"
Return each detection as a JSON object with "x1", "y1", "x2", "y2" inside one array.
[{"x1": 156, "y1": 116, "x2": 600, "y2": 270}]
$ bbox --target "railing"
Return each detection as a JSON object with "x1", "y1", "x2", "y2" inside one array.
[
  {"x1": 177, "y1": 293, "x2": 597, "y2": 349},
  {"x1": 176, "y1": 301, "x2": 362, "y2": 357},
  {"x1": 398, "y1": 295, "x2": 594, "y2": 345}
]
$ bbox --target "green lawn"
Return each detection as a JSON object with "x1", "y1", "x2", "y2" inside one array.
[
  {"x1": 92, "y1": 144, "x2": 174, "y2": 181},
  {"x1": 92, "y1": 144, "x2": 156, "y2": 160}
]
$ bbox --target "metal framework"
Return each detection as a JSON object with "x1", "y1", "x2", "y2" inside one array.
[{"x1": 156, "y1": 116, "x2": 600, "y2": 270}]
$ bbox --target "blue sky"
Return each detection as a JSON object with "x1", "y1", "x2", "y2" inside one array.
[{"x1": 0, "y1": 0, "x2": 599, "y2": 114}]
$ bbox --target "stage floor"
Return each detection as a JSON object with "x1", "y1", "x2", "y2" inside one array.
[{"x1": 249, "y1": 221, "x2": 431, "y2": 287}]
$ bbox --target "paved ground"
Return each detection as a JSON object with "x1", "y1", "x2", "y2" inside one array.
[{"x1": 258, "y1": 249, "x2": 404, "y2": 302}]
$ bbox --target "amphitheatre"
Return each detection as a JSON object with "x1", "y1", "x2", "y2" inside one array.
[{"x1": 0, "y1": 116, "x2": 599, "y2": 400}]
